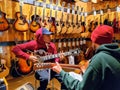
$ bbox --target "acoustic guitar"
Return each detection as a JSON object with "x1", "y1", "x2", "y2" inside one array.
[
  {"x1": 73, "y1": 6, "x2": 79, "y2": 34},
  {"x1": 66, "y1": 5, "x2": 75, "y2": 34},
  {"x1": 48, "y1": 0, "x2": 56, "y2": 34},
  {"x1": 113, "y1": 5, "x2": 120, "y2": 33},
  {"x1": 55, "y1": 0, "x2": 62, "y2": 35},
  {"x1": 61, "y1": 3, "x2": 70, "y2": 35},
  {"x1": 29, "y1": 1, "x2": 41, "y2": 33},
  {"x1": 77, "y1": 7, "x2": 84, "y2": 34},
  {"x1": 40, "y1": 0, "x2": 48, "y2": 27},
  {"x1": 79, "y1": 9, "x2": 86, "y2": 33},
  {"x1": 33, "y1": 63, "x2": 81, "y2": 71},
  {"x1": 18, "y1": 51, "x2": 33, "y2": 75},
  {"x1": 17, "y1": 48, "x2": 80, "y2": 75},
  {"x1": 0, "y1": 57, "x2": 9, "y2": 78},
  {"x1": 57, "y1": 2, "x2": 66, "y2": 35},
  {"x1": 13, "y1": 0, "x2": 29, "y2": 32},
  {"x1": 0, "y1": 8, "x2": 9, "y2": 31}
]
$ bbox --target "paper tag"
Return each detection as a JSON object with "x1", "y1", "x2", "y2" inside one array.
[
  {"x1": 100, "y1": 10, "x2": 103, "y2": 15},
  {"x1": 68, "y1": 55, "x2": 75, "y2": 65},
  {"x1": 84, "y1": 12, "x2": 87, "y2": 17},
  {"x1": 0, "y1": 47, "x2": 3, "y2": 53},
  {"x1": 93, "y1": 11, "x2": 96, "y2": 16}
]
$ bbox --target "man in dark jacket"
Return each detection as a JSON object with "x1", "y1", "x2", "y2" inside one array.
[
  {"x1": 52, "y1": 25, "x2": 120, "y2": 90},
  {"x1": 12, "y1": 27, "x2": 67, "y2": 90}
]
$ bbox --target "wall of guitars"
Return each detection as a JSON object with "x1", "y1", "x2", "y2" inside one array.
[{"x1": 0, "y1": 0, "x2": 120, "y2": 78}]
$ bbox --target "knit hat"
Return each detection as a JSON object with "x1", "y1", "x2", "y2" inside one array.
[{"x1": 91, "y1": 25, "x2": 114, "y2": 45}]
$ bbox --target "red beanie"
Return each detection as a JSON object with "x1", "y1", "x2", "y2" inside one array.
[{"x1": 91, "y1": 25, "x2": 114, "y2": 45}]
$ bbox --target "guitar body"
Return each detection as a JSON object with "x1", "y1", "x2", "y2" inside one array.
[
  {"x1": 0, "y1": 59, "x2": 9, "y2": 78},
  {"x1": 73, "y1": 26, "x2": 79, "y2": 34},
  {"x1": 66, "y1": 26, "x2": 74, "y2": 34},
  {"x1": 14, "y1": 12, "x2": 29, "y2": 32},
  {"x1": 61, "y1": 23, "x2": 67, "y2": 34},
  {"x1": 18, "y1": 58, "x2": 33, "y2": 75},
  {"x1": 0, "y1": 11, "x2": 9, "y2": 31},
  {"x1": 50, "y1": 24, "x2": 56, "y2": 34},
  {"x1": 79, "y1": 24, "x2": 85, "y2": 33},
  {"x1": 30, "y1": 21, "x2": 41, "y2": 33},
  {"x1": 0, "y1": 65, "x2": 9, "y2": 78}
]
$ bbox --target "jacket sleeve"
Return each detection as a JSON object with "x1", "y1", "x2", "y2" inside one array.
[
  {"x1": 12, "y1": 41, "x2": 36, "y2": 60},
  {"x1": 59, "y1": 64, "x2": 102, "y2": 90}
]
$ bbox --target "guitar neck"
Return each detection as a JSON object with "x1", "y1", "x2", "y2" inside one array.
[
  {"x1": 34, "y1": 63, "x2": 81, "y2": 70},
  {"x1": 38, "y1": 49, "x2": 80, "y2": 62},
  {"x1": 20, "y1": 6, "x2": 23, "y2": 17}
]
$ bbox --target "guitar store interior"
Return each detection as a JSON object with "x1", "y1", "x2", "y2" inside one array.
[{"x1": 0, "y1": 0, "x2": 120, "y2": 90}]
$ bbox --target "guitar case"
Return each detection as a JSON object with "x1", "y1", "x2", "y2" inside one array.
[{"x1": 10, "y1": 58, "x2": 21, "y2": 77}]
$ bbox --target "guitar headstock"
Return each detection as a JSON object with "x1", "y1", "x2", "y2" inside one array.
[
  {"x1": 19, "y1": 0, "x2": 24, "y2": 6},
  {"x1": 49, "y1": 0, "x2": 53, "y2": 9},
  {"x1": 67, "y1": 3, "x2": 70, "y2": 14}
]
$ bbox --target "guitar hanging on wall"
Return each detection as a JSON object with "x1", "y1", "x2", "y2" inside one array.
[
  {"x1": 0, "y1": 7, "x2": 9, "y2": 31},
  {"x1": 48, "y1": 0, "x2": 56, "y2": 34},
  {"x1": 13, "y1": 0, "x2": 29, "y2": 32},
  {"x1": 30, "y1": 0, "x2": 41, "y2": 33}
]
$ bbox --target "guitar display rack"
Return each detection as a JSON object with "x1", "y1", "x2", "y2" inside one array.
[
  {"x1": 12, "y1": 0, "x2": 117, "y2": 16},
  {"x1": 0, "y1": 37, "x2": 120, "y2": 46}
]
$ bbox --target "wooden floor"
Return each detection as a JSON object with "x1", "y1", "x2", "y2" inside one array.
[{"x1": 6, "y1": 72, "x2": 61, "y2": 90}]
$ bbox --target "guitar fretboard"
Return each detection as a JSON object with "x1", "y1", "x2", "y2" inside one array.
[{"x1": 38, "y1": 49, "x2": 80, "y2": 62}]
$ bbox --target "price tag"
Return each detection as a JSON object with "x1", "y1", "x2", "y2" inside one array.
[
  {"x1": 117, "y1": 6, "x2": 120, "y2": 12},
  {"x1": 100, "y1": 10, "x2": 103, "y2": 15},
  {"x1": 93, "y1": 11, "x2": 96, "y2": 16},
  {"x1": 68, "y1": 55, "x2": 75, "y2": 65},
  {"x1": 0, "y1": 47, "x2": 3, "y2": 53},
  {"x1": 84, "y1": 12, "x2": 87, "y2": 17}
]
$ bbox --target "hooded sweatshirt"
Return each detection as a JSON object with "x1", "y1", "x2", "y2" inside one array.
[
  {"x1": 59, "y1": 43, "x2": 120, "y2": 90},
  {"x1": 12, "y1": 28, "x2": 59, "y2": 62}
]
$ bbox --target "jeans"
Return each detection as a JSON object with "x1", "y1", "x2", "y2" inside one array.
[{"x1": 35, "y1": 69, "x2": 67, "y2": 90}]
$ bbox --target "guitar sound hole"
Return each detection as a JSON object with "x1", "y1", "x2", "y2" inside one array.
[
  {"x1": 56, "y1": 22, "x2": 59, "y2": 26},
  {"x1": 61, "y1": 23, "x2": 64, "y2": 27}
]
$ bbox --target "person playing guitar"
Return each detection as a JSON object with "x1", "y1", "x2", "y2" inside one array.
[{"x1": 12, "y1": 27, "x2": 67, "y2": 90}]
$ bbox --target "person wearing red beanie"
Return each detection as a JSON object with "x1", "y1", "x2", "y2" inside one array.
[{"x1": 51, "y1": 25, "x2": 120, "y2": 90}]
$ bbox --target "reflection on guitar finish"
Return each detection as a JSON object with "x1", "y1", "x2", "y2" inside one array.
[
  {"x1": 13, "y1": 0, "x2": 29, "y2": 32},
  {"x1": 0, "y1": 8, "x2": 9, "y2": 31}
]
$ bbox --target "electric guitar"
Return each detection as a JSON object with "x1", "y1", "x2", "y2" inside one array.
[
  {"x1": 13, "y1": 0, "x2": 29, "y2": 32},
  {"x1": 30, "y1": 1, "x2": 41, "y2": 33},
  {"x1": 0, "y1": 8, "x2": 9, "y2": 31}
]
